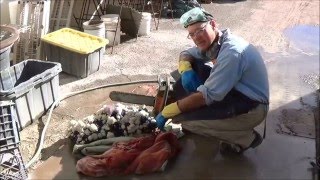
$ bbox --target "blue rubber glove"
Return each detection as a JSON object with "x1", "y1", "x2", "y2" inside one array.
[
  {"x1": 155, "y1": 113, "x2": 166, "y2": 131},
  {"x1": 155, "y1": 102, "x2": 181, "y2": 130},
  {"x1": 181, "y1": 70, "x2": 202, "y2": 93}
]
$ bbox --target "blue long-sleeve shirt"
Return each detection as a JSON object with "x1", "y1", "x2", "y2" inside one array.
[{"x1": 182, "y1": 29, "x2": 269, "y2": 105}]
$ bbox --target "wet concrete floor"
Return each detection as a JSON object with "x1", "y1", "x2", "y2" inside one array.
[{"x1": 30, "y1": 129, "x2": 315, "y2": 180}]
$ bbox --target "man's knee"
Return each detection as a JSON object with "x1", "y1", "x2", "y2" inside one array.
[
  {"x1": 191, "y1": 61, "x2": 212, "y2": 82},
  {"x1": 172, "y1": 104, "x2": 267, "y2": 130}
]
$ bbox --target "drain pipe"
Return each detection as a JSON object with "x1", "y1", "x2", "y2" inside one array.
[{"x1": 25, "y1": 79, "x2": 158, "y2": 169}]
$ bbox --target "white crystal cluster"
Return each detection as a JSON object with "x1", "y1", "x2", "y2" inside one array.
[{"x1": 67, "y1": 103, "x2": 157, "y2": 144}]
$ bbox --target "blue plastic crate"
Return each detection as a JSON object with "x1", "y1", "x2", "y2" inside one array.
[{"x1": 0, "y1": 101, "x2": 19, "y2": 153}]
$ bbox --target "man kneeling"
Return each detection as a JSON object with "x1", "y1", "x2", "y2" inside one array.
[{"x1": 156, "y1": 7, "x2": 269, "y2": 155}]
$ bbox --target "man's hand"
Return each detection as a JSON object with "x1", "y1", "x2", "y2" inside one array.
[
  {"x1": 155, "y1": 102, "x2": 181, "y2": 130},
  {"x1": 178, "y1": 60, "x2": 202, "y2": 93}
]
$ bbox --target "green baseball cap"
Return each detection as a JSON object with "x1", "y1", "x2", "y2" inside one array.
[{"x1": 180, "y1": 7, "x2": 214, "y2": 28}]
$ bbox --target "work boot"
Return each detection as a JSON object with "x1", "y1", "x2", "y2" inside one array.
[
  {"x1": 219, "y1": 130, "x2": 263, "y2": 155},
  {"x1": 249, "y1": 130, "x2": 263, "y2": 149},
  {"x1": 219, "y1": 142, "x2": 243, "y2": 155}
]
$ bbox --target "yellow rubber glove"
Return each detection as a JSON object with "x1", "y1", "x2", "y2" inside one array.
[
  {"x1": 178, "y1": 60, "x2": 192, "y2": 74},
  {"x1": 161, "y1": 102, "x2": 182, "y2": 118}
]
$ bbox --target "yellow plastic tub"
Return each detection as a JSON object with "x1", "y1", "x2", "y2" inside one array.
[
  {"x1": 41, "y1": 28, "x2": 108, "y2": 54},
  {"x1": 41, "y1": 28, "x2": 108, "y2": 78}
]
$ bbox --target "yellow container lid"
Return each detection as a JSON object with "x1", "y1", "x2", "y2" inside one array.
[{"x1": 41, "y1": 28, "x2": 108, "y2": 54}]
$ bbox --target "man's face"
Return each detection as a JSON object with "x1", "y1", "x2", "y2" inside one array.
[{"x1": 187, "y1": 21, "x2": 216, "y2": 51}]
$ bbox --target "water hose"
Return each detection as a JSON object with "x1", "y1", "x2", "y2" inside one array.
[{"x1": 25, "y1": 79, "x2": 158, "y2": 168}]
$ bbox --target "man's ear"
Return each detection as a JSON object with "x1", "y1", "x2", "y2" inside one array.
[{"x1": 210, "y1": 20, "x2": 216, "y2": 29}]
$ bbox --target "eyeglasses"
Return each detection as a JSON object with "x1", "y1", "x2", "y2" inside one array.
[{"x1": 187, "y1": 22, "x2": 209, "y2": 39}]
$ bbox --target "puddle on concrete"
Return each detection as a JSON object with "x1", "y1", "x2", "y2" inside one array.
[
  {"x1": 283, "y1": 25, "x2": 320, "y2": 55},
  {"x1": 258, "y1": 40, "x2": 319, "y2": 110}
]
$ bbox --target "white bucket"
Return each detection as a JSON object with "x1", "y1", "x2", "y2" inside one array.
[
  {"x1": 101, "y1": 14, "x2": 121, "y2": 46},
  {"x1": 138, "y1": 12, "x2": 151, "y2": 36},
  {"x1": 83, "y1": 20, "x2": 105, "y2": 38}
]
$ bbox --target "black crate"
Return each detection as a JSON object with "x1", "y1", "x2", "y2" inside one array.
[
  {"x1": 0, "y1": 101, "x2": 20, "y2": 153},
  {"x1": 0, "y1": 148, "x2": 28, "y2": 180}
]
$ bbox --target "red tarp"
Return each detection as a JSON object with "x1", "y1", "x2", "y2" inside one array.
[{"x1": 76, "y1": 132, "x2": 181, "y2": 177}]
